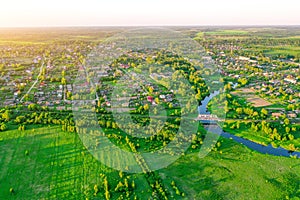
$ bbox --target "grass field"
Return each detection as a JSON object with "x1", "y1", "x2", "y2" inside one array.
[
  {"x1": 205, "y1": 30, "x2": 249, "y2": 36},
  {"x1": 162, "y1": 141, "x2": 300, "y2": 200},
  {"x1": 0, "y1": 126, "x2": 299, "y2": 199},
  {"x1": 248, "y1": 45, "x2": 300, "y2": 58},
  {"x1": 0, "y1": 126, "x2": 154, "y2": 199},
  {"x1": 263, "y1": 46, "x2": 300, "y2": 57}
]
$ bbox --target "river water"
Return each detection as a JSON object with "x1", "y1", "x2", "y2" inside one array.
[{"x1": 198, "y1": 90, "x2": 300, "y2": 158}]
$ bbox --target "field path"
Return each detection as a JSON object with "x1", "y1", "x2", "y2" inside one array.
[{"x1": 20, "y1": 57, "x2": 45, "y2": 103}]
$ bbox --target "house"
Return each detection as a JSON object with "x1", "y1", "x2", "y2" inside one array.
[
  {"x1": 272, "y1": 112, "x2": 282, "y2": 118},
  {"x1": 57, "y1": 90, "x2": 63, "y2": 98},
  {"x1": 97, "y1": 71, "x2": 109, "y2": 78},
  {"x1": 56, "y1": 106, "x2": 65, "y2": 111},
  {"x1": 120, "y1": 64, "x2": 130, "y2": 69},
  {"x1": 284, "y1": 77, "x2": 297, "y2": 84},
  {"x1": 255, "y1": 85, "x2": 261, "y2": 90},
  {"x1": 249, "y1": 59, "x2": 258, "y2": 64},
  {"x1": 287, "y1": 113, "x2": 297, "y2": 118},
  {"x1": 103, "y1": 101, "x2": 111, "y2": 107},
  {"x1": 147, "y1": 96, "x2": 154, "y2": 103},
  {"x1": 274, "y1": 92, "x2": 281, "y2": 96},
  {"x1": 159, "y1": 95, "x2": 166, "y2": 99},
  {"x1": 238, "y1": 56, "x2": 250, "y2": 61},
  {"x1": 66, "y1": 84, "x2": 72, "y2": 91}
]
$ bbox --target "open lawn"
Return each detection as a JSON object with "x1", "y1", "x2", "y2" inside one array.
[{"x1": 0, "y1": 126, "x2": 299, "y2": 199}]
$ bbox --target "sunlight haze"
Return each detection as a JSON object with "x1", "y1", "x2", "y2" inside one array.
[{"x1": 0, "y1": 0, "x2": 299, "y2": 27}]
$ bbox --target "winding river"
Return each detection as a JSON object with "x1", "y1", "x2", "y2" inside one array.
[{"x1": 198, "y1": 91, "x2": 300, "y2": 158}]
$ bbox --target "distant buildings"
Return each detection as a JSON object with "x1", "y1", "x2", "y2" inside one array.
[
  {"x1": 284, "y1": 77, "x2": 297, "y2": 84},
  {"x1": 272, "y1": 112, "x2": 282, "y2": 119}
]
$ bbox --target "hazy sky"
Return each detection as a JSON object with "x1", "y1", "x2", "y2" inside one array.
[{"x1": 0, "y1": 0, "x2": 299, "y2": 27}]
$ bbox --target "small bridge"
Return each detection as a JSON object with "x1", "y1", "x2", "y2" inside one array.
[{"x1": 195, "y1": 114, "x2": 222, "y2": 124}]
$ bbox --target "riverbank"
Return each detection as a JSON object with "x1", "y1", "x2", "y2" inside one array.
[{"x1": 199, "y1": 90, "x2": 300, "y2": 158}]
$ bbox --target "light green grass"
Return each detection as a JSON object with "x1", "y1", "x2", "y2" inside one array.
[
  {"x1": 161, "y1": 138, "x2": 300, "y2": 199},
  {"x1": 0, "y1": 126, "x2": 299, "y2": 199},
  {"x1": 0, "y1": 126, "x2": 151, "y2": 199},
  {"x1": 205, "y1": 30, "x2": 249, "y2": 36},
  {"x1": 250, "y1": 45, "x2": 300, "y2": 57}
]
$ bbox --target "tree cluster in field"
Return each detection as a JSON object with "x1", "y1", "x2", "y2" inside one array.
[
  {"x1": 224, "y1": 120, "x2": 298, "y2": 150},
  {"x1": 0, "y1": 109, "x2": 10, "y2": 131}
]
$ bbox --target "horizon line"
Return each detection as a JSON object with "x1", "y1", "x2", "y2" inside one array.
[{"x1": 1, "y1": 24, "x2": 300, "y2": 29}]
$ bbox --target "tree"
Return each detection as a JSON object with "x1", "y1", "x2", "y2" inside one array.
[
  {"x1": 28, "y1": 104, "x2": 37, "y2": 111},
  {"x1": 284, "y1": 118, "x2": 290, "y2": 126},
  {"x1": 154, "y1": 97, "x2": 160, "y2": 104},
  {"x1": 236, "y1": 121, "x2": 240, "y2": 129},
  {"x1": 285, "y1": 126, "x2": 291, "y2": 134},
  {"x1": 153, "y1": 107, "x2": 158, "y2": 115},
  {"x1": 103, "y1": 177, "x2": 110, "y2": 200},
  {"x1": 288, "y1": 134, "x2": 294, "y2": 141},
  {"x1": 2, "y1": 110, "x2": 11, "y2": 122},
  {"x1": 236, "y1": 108, "x2": 243, "y2": 115},
  {"x1": 9, "y1": 188, "x2": 14, "y2": 194},
  {"x1": 287, "y1": 104, "x2": 295, "y2": 111},
  {"x1": 93, "y1": 184, "x2": 99, "y2": 196},
  {"x1": 106, "y1": 121, "x2": 111, "y2": 128},
  {"x1": 261, "y1": 108, "x2": 268, "y2": 117},
  {"x1": 18, "y1": 125, "x2": 25, "y2": 131},
  {"x1": 143, "y1": 104, "x2": 149, "y2": 111},
  {"x1": 15, "y1": 116, "x2": 25, "y2": 124},
  {"x1": 224, "y1": 83, "x2": 232, "y2": 91},
  {"x1": 252, "y1": 111, "x2": 258, "y2": 118},
  {"x1": 61, "y1": 77, "x2": 67, "y2": 85},
  {"x1": 273, "y1": 128, "x2": 278, "y2": 135},
  {"x1": 238, "y1": 78, "x2": 248, "y2": 86},
  {"x1": 251, "y1": 122, "x2": 256, "y2": 130},
  {"x1": 0, "y1": 123, "x2": 7, "y2": 131},
  {"x1": 105, "y1": 190, "x2": 110, "y2": 200}
]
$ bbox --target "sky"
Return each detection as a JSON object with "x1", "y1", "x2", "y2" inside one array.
[{"x1": 0, "y1": 0, "x2": 299, "y2": 27}]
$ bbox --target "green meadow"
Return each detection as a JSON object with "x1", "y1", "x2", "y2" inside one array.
[
  {"x1": 204, "y1": 30, "x2": 249, "y2": 36},
  {"x1": 0, "y1": 126, "x2": 299, "y2": 199}
]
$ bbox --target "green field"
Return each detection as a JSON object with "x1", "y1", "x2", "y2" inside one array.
[
  {"x1": 246, "y1": 45, "x2": 300, "y2": 58},
  {"x1": 204, "y1": 30, "x2": 249, "y2": 36},
  {"x1": 0, "y1": 126, "x2": 299, "y2": 199}
]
